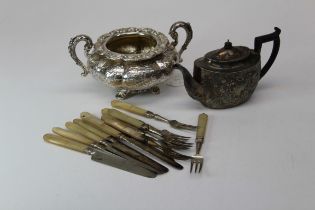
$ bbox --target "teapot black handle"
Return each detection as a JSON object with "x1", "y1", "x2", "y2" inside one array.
[{"x1": 254, "y1": 27, "x2": 281, "y2": 79}]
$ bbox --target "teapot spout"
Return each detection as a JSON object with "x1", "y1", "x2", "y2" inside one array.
[{"x1": 174, "y1": 64, "x2": 204, "y2": 101}]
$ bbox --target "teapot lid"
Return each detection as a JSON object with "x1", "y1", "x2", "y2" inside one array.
[{"x1": 205, "y1": 40, "x2": 250, "y2": 64}]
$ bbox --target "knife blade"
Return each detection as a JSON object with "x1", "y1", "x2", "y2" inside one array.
[
  {"x1": 43, "y1": 133, "x2": 157, "y2": 178},
  {"x1": 72, "y1": 118, "x2": 168, "y2": 174},
  {"x1": 65, "y1": 121, "x2": 163, "y2": 174},
  {"x1": 80, "y1": 112, "x2": 183, "y2": 170}
]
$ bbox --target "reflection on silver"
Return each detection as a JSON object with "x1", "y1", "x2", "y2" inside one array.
[{"x1": 68, "y1": 21, "x2": 193, "y2": 99}]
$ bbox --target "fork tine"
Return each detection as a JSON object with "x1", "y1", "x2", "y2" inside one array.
[
  {"x1": 170, "y1": 145, "x2": 192, "y2": 150},
  {"x1": 199, "y1": 161, "x2": 203, "y2": 173},
  {"x1": 169, "y1": 120, "x2": 197, "y2": 130},
  {"x1": 160, "y1": 130, "x2": 190, "y2": 140},
  {"x1": 166, "y1": 140, "x2": 193, "y2": 146},
  {"x1": 195, "y1": 162, "x2": 199, "y2": 173},
  {"x1": 171, "y1": 135, "x2": 190, "y2": 140},
  {"x1": 190, "y1": 162, "x2": 193, "y2": 173},
  {"x1": 173, "y1": 136, "x2": 191, "y2": 141},
  {"x1": 168, "y1": 133, "x2": 190, "y2": 139},
  {"x1": 168, "y1": 141, "x2": 193, "y2": 147},
  {"x1": 160, "y1": 147, "x2": 191, "y2": 160},
  {"x1": 176, "y1": 123, "x2": 197, "y2": 130}
]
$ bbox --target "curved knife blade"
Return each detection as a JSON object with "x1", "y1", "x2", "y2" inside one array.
[{"x1": 91, "y1": 149, "x2": 157, "y2": 178}]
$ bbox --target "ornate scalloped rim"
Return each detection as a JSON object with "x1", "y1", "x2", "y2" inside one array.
[{"x1": 94, "y1": 27, "x2": 170, "y2": 61}]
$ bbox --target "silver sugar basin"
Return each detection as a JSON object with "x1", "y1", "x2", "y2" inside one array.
[{"x1": 68, "y1": 21, "x2": 193, "y2": 99}]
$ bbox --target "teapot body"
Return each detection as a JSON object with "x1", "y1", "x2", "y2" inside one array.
[
  {"x1": 193, "y1": 52, "x2": 261, "y2": 108},
  {"x1": 177, "y1": 27, "x2": 281, "y2": 109}
]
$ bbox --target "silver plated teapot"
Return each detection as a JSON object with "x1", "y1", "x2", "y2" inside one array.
[
  {"x1": 175, "y1": 27, "x2": 281, "y2": 109},
  {"x1": 68, "y1": 21, "x2": 192, "y2": 99}
]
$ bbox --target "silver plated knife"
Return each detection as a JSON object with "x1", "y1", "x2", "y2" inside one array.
[
  {"x1": 64, "y1": 121, "x2": 163, "y2": 174},
  {"x1": 43, "y1": 133, "x2": 157, "y2": 178}
]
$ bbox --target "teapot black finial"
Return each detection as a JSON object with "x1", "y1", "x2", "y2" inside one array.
[
  {"x1": 224, "y1": 40, "x2": 232, "y2": 48},
  {"x1": 175, "y1": 27, "x2": 281, "y2": 109}
]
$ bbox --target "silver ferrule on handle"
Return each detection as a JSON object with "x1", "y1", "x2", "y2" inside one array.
[
  {"x1": 145, "y1": 111, "x2": 155, "y2": 118},
  {"x1": 145, "y1": 133, "x2": 160, "y2": 142},
  {"x1": 195, "y1": 138, "x2": 204, "y2": 155},
  {"x1": 100, "y1": 136, "x2": 114, "y2": 147},
  {"x1": 103, "y1": 137, "x2": 116, "y2": 144},
  {"x1": 99, "y1": 140, "x2": 109, "y2": 147},
  {"x1": 145, "y1": 111, "x2": 168, "y2": 123},
  {"x1": 91, "y1": 143, "x2": 105, "y2": 151},
  {"x1": 118, "y1": 135, "x2": 132, "y2": 145},
  {"x1": 147, "y1": 125, "x2": 163, "y2": 138},
  {"x1": 85, "y1": 146, "x2": 95, "y2": 155},
  {"x1": 140, "y1": 124, "x2": 150, "y2": 132}
]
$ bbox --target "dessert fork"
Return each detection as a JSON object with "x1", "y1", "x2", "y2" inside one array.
[
  {"x1": 190, "y1": 113, "x2": 208, "y2": 173},
  {"x1": 111, "y1": 100, "x2": 197, "y2": 130}
]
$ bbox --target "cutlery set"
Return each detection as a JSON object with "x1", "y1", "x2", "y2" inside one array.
[{"x1": 43, "y1": 100, "x2": 208, "y2": 178}]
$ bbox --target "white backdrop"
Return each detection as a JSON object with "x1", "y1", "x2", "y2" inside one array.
[{"x1": 0, "y1": 0, "x2": 314, "y2": 210}]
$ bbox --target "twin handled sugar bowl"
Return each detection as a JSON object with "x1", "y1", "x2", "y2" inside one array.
[{"x1": 68, "y1": 21, "x2": 192, "y2": 99}]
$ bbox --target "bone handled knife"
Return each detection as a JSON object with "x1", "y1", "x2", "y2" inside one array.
[
  {"x1": 102, "y1": 108, "x2": 145, "y2": 129},
  {"x1": 101, "y1": 112, "x2": 156, "y2": 146},
  {"x1": 73, "y1": 119, "x2": 110, "y2": 139},
  {"x1": 102, "y1": 108, "x2": 174, "y2": 138},
  {"x1": 102, "y1": 110, "x2": 191, "y2": 160},
  {"x1": 98, "y1": 113, "x2": 184, "y2": 170},
  {"x1": 81, "y1": 112, "x2": 183, "y2": 170},
  {"x1": 65, "y1": 121, "x2": 162, "y2": 174},
  {"x1": 79, "y1": 113, "x2": 170, "y2": 172},
  {"x1": 43, "y1": 133, "x2": 157, "y2": 178},
  {"x1": 72, "y1": 119, "x2": 168, "y2": 174}
]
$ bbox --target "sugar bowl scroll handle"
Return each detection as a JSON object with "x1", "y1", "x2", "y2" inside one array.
[
  {"x1": 169, "y1": 21, "x2": 193, "y2": 62},
  {"x1": 68, "y1": 35, "x2": 93, "y2": 76},
  {"x1": 254, "y1": 27, "x2": 281, "y2": 79}
]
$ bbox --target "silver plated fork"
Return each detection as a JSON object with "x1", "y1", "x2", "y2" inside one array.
[{"x1": 190, "y1": 113, "x2": 208, "y2": 173}]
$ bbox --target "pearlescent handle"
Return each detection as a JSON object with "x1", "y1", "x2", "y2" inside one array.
[
  {"x1": 101, "y1": 114, "x2": 145, "y2": 141},
  {"x1": 73, "y1": 119, "x2": 110, "y2": 139},
  {"x1": 169, "y1": 21, "x2": 193, "y2": 62},
  {"x1": 68, "y1": 34, "x2": 93, "y2": 76},
  {"x1": 80, "y1": 112, "x2": 121, "y2": 138},
  {"x1": 104, "y1": 108, "x2": 145, "y2": 129},
  {"x1": 65, "y1": 122, "x2": 105, "y2": 142},
  {"x1": 111, "y1": 100, "x2": 148, "y2": 116},
  {"x1": 52, "y1": 127, "x2": 95, "y2": 145},
  {"x1": 43, "y1": 133, "x2": 88, "y2": 153},
  {"x1": 196, "y1": 113, "x2": 208, "y2": 155},
  {"x1": 196, "y1": 113, "x2": 208, "y2": 140}
]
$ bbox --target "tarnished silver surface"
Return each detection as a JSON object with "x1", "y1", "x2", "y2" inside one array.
[
  {"x1": 176, "y1": 27, "x2": 281, "y2": 109},
  {"x1": 68, "y1": 21, "x2": 193, "y2": 99},
  {"x1": 145, "y1": 111, "x2": 197, "y2": 130}
]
